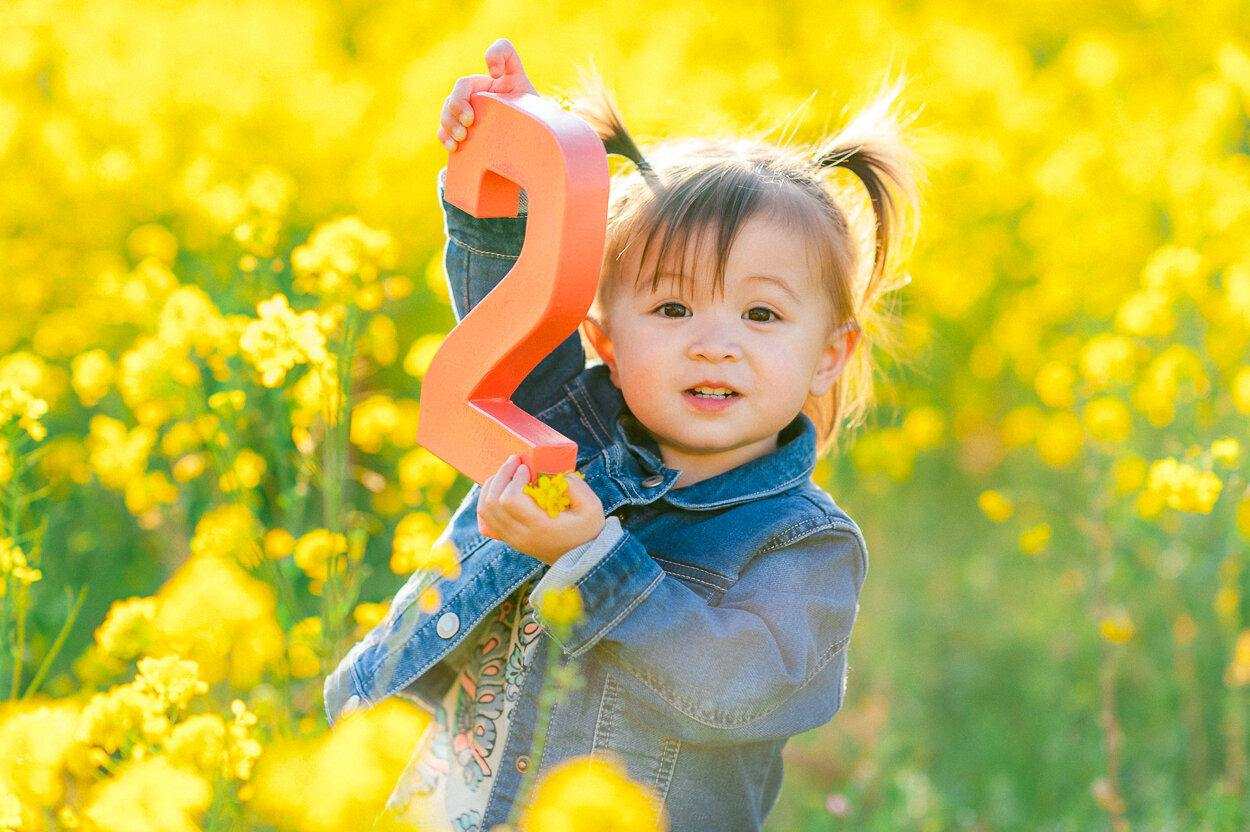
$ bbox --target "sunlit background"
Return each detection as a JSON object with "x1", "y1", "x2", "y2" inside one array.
[{"x1": 0, "y1": 0, "x2": 1248, "y2": 829}]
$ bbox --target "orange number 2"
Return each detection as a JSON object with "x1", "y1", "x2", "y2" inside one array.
[{"x1": 417, "y1": 93, "x2": 609, "y2": 485}]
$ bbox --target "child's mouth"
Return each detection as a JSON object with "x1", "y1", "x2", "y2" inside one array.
[{"x1": 686, "y1": 386, "x2": 739, "y2": 399}]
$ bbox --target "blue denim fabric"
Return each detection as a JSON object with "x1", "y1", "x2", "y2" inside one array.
[{"x1": 324, "y1": 181, "x2": 869, "y2": 831}]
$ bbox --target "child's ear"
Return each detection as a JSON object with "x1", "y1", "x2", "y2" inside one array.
[
  {"x1": 581, "y1": 317, "x2": 621, "y2": 388},
  {"x1": 809, "y1": 325, "x2": 861, "y2": 396}
]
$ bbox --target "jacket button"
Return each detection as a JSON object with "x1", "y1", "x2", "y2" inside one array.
[
  {"x1": 640, "y1": 474, "x2": 664, "y2": 488},
  {"x1": 515, "y1": 755, "x2": 531, "y2": 773},
  {"x1": 340, "y1": 694, "x2": 362, "y2": 719},
  {"x1": 436, "y1": 612, "x2": 460, "y2": 639}
]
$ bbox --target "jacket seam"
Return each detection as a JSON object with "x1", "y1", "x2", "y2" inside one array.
[
  {"x1": 567, "y1": 570, "x2": 665, "y2": 659},
  {"x1": 651, "y1": 556, "x2": 732, "y2": 587}
]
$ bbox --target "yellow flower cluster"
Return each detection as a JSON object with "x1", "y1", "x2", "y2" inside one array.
[
  {"x1": 291, "y1": 216, "x2": 398, "y2": 305},
  {"x1": 1143, "y1": 457, "x2": 1223, "y2": 515},
  {"x1": 239, "y1": 294, "x2": 332, "y2": 388},
  {"x1": 522, "y1": 756, "x2": 667, "y2": 832},
  {"x1": 523, "y1": 472, "x2": 577, "y2": 518},
  {"x1": 0, "y1": 539, "x2": 41, "y2": 596}
]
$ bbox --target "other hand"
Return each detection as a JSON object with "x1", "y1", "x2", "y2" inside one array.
[
  {"x1": 477, "y1": 455, "x2": 606, "y2": 566},
  {"x1": 438, "y1": 38, "x2": 539, "y2": 152}
]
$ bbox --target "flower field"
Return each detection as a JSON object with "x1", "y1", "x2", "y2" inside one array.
[{"x1": 0, "y1": 0, "x2": 1247, "y2": 829}]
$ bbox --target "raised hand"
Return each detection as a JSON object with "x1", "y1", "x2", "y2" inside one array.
[{"x1": 438, "y1": 38, "x2": 540, "y2": 152}]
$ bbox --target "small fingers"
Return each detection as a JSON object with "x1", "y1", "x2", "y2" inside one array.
[{"x1": 438, "y1": 73, "x2": 491, "y2": 150}]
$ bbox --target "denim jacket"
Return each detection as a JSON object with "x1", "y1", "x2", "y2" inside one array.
[{"x1": 324, "y1": 182, "x2": 869, "y2": 831}]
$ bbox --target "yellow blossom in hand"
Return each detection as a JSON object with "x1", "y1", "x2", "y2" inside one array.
[
  {"x1": 524, "y1": 472, "x2": 575, "y2": 518},
  {"x1": 239, "y1": 293, "x2": 330, "y2": 388}
]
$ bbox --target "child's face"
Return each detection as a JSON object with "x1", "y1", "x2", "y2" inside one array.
[{"x1": 588, "y1": 213, "x2": 856, "y2": 485}]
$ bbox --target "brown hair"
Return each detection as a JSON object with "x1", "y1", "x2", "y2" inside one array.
[{"x1": 574, "y1": 78, "x2": 924, "y2": 453}]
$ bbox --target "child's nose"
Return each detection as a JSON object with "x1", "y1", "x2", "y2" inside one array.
[{"x1": 687, "y1": 320, "x2": 742, "y2": 362}]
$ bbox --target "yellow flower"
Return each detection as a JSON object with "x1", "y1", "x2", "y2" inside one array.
[
  {"x1": 287, "y1": 617, "x2": 323, "y2": 680},
  {"x1": 1211, "y1": 438, "x2": 1240, "y2": 467},
  {"x1": 1099, "y1": 613, "x2": 1136, "y2": 644},
  {"x1": 1036, "y1": 412, "x2": 1083, "y2": 468},
  {"x1": 1034, "y1": 361, "x2": 1076, "y2": 408},
  {"x1": 999, "y1": 405, "x2": 1044, "y2": 448},
  {"x1": 901, "y1": 405, "x2": 945, "y2": 450},
  {"x1": 1082, "y1": 397, "x2": 1132, "y2": 443},
  {"x1": 524, "y1": 472, "x2": 575, "y2": 518},
  {"x1": 977, "y1": 490, "x2": 1013, "y2": 523},
  {"x1": 0, "y1": 700, "x2": 82, "y2": 808},
  {"x1": 353, "y1": 602, "x2": 388, "y2": 637},
  {"x1": 402, "y1": 333, "x2": 445, "y2": 379},
  {"x1": 523, "y1": 756, "x2": 667, "y2": 832},
  {"x1": 397, "y1": 447, "x2": 457, "y2": 505},
  {"x1": 77, "y1": 683, "x2": 169, "y2": 754},
  {"x1": 125, "y1": 470, "x2": 179, "y2": 516},
  {"x1": 87, "y1": 415, "x2": 156, "y2": 491},
  {"x1": 264, "y1": 528, "x2": 296, "y2": 559},
  {"x1": 1079, "y1": 334, "x2": 1137, "y2": 389},
  {"x1": 291, "y1": 216, "x2": 397, "y2": 300},
  {"x1": 190, "y1": 504, "x2": 262, "y2": 569},
  {"x1": 1115, "y1": 287, "x2": 1174, "y2": 336},
  {"x1": 71, "y1": 349, "x2": 115, "y2": 406},
  {"x1": 1146, "y1": 458, "x2": 1223, "y2": 514},
  {"x1": 1225, "y1": 631, "x2": 1250, "y2": 687},
  {"x1": 1111, "y1": 454, "x2": 1148, "y2": 494},
  {"x1": 1233, "y1": 367, "x2": 1250, "y2": 413},
  {"x1": 83, "y1": 757, "x2": 212, "y2": 832},
  {"x1": 219, "y1": 448, "x2": 267, "y2": 493},
  {"x1": 390, "y1": 512, "x2": 452, "y2": 576},
  {"x1": 538, "y1": 586, "x2": 585, "y2": 629},
  {"x1": 350, "y1": 394, "x2": 401, "y2": 454},
  {"x1": 95, "y1": 597, "x2": 159, "y2": 661},
  {"x1": 0, "y1": 377, "x2": 48, "y2": 441},
  {"x1": 294, "y1": 529, "x2": 348, "y2": 582},
  {"x1": 0, "y1": 539, "x2": 41, "y2": 596},
  {"x1": 1018, "y1": 523, "x2": 1052, "y2": 556},
  {"x1": 134, "y1": 655, "x2": 208, "y2": 710},
  {"x1": 239, "y1": 293, "x2": 330, "y2": 388}
]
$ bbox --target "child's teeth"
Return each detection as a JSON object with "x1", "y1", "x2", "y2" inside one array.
[{"x1": 692, "y1": 387, "x2": 734, "y2": 398}]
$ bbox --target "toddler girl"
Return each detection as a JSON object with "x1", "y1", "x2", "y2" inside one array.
[{"x1": 326, "y1": 38, "x2": 922, "y2": 832}]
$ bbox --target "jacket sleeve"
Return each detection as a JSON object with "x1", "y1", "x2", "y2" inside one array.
[
  {"x1": 531, "y1": 520, "x2": 868, "y2": 745},
  {"x1": 439, "y1": 176, "x2": 588, "y2": 416}
]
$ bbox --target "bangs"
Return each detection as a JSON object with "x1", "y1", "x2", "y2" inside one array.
[{"x1": 624, "y1": 163, "x2": 838, "y2": 299}]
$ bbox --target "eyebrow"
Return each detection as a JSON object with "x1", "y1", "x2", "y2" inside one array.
[{"x1": 744, "y1": 274, "x2": 802, "y2": 303}]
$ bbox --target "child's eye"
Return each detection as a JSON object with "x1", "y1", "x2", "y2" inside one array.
[
  {"x1": 745, "y1": 307, "x2": 778, "y2": 322},
  {"x1": 655, "y1": 302, "x2": 689, "y2": 318}
]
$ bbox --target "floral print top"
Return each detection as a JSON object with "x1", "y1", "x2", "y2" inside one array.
[{"x1": 381, "y1": 586, "x2": 542, "y2": 831}]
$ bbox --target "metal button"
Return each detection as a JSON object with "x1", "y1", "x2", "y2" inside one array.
[
  {"x1": 515, "y1": 755, "x2": 531, "y2": 773},
  {"x1": 436, "y1": 611, "x2": 460, "y2": 639},
  {"x1": 640, "y1": 474, "x2": 665, "y2": 488},
  {"x1": 340, "y1": 694, "x2": 362, "y2": 719}
]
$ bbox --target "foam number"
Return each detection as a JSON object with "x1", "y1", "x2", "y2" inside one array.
[{"x1": 417, "y1": 92, "x2": 609, "y2": 485}]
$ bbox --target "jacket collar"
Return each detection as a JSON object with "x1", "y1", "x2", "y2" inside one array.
[{"x1": 612, "y1": 410, "x2": 817, "y2": 511}]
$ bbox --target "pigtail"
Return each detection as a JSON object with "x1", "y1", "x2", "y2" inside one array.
[
  {"x1": 815, "y1": 82, "x2": 923, "y2": 314},
  {"x1": 807, "y1": 82, "x2": 925, "y2": 453},
  {"x1": 568, "y1": 68, "x2": 662, "y2": 190}
]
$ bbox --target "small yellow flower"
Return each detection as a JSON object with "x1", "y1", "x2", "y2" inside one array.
[
  {"x1": 1099, "y1": 614, "x2": 1135, "y2": 644},
  {"x1": 135, "y1": 655, "x2": 208, "y2": 711},
  {"x1": 1212, "y1": 438, "x2": 1240, "y2": 467},
  {"x1": 1225, "y1": 631, "x2": 1250, "y2": 687},
  {"x1": 539, "y1": 586, "x2": 585, "y2": 629},
  {"x1": 264, "y1": 528, "x2": 295, "y2": 559},
  {"x1": 524, "y1": 472, "x2": 575, "y2": 518},
  {"x1": 1018, "y1": 523, "x2": 1052, "y2": 556},
  {"x1": 523, "y1": 756, "x2": 667, "y2": 832},
  {"x1": 977, "y1": 490, "x2": 1013, "y2": 523}
]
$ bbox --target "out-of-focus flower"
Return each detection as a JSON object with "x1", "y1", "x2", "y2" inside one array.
[
  {"x1": 1226, "y1": 630, "x2": 1250, "y2": 687},
  {"x1": 191, "y1": 504, "x2": 262, "y2": 569},
  {"x1": 134, "y1": 655, "x2": 208, "y2": 711},
  {"x1": 293, "y1": 529, "x2": 348, "y2": 583},
  {"x1": 390, "y1": 513, "x2": 452, "y2": 577},
  {"x1": 977, "y1": 490, "x2": 1013, "y2": 523},
  {"x1": 538, "y1": 586, "x2": 585, "y2": 629},
  {"x1": 1211, "y1": 438, "x2": 1240, "y2": 467},
  {"x1": 264, "y1": 528, "x2": 296, "y2": 559},
  {"x1": 522, "y1": 756, "x2": 667, "y2": 832},
  {"x1": 287, "y1": 617, "x2": 323, "y2": 679},
  {"x1": 1112, "y1": 454, "x2": 1148, "y2": 494},
  {"x1": 402, "y1": 333, "x2": 445, "y2": 379},
  {"x1": 239, "y1": 294, "x2": 330, "y2": 388},
  {"x1": 396, "y1": 447, "x2": 456, "y2": 506},
  {"x1": 1034, "y1": 361, "x2": 1076, "y2": 408},
  {"x1": 901, "y1": 405, "x2": 945, "y2": 450},
  {"x1": 1018, "y1": 523, "x2": 1051, "y2": 556},
  {"x1": 71, "y1": 349, "x2": 115, "y2": 407},
  {"x1": 1036, "y1": 412, "x2": 1083, "y2": 467},
  {"x1": 95, "y1": 597, "x2": 159, "y2": 662},
  {"x1": 83, "y1": 756, "x2": 212, "y2": 832},
  {"x1": 1083, "y1": 397, "x2": 1133, "y2": 443},
  {"x1": 1146, "y1": 458, "x2": 1223, "y2": 514},
  {"x1": 351, "y1": 395, "x2": 400, "y2": 454},
  {"x1": 0, "y1": 377, "x2": 48, "y2": 441},
  {"x1": 1079, "y1": 335, "x2": 1137, "y2": 389},
  {"x1": 87, "y1": 415, "x2": 156, "y2": 491},
  {"x1": 1099, "y1": 613, "x2": 1135, "y2": 644},
  {"x1": 291, "y1": 216, "x2": 397, "y2": 301},
  {"x1": 0, "y1": 539, "x2": 41, "y2": 595}
]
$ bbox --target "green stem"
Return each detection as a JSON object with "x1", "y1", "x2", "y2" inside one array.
[
  {"x1": 323, "y1": 311, "x2": 358, "y2": 658},
  {"x1": 23, "y1": 586, "x2": 87, "y2": 699}
]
